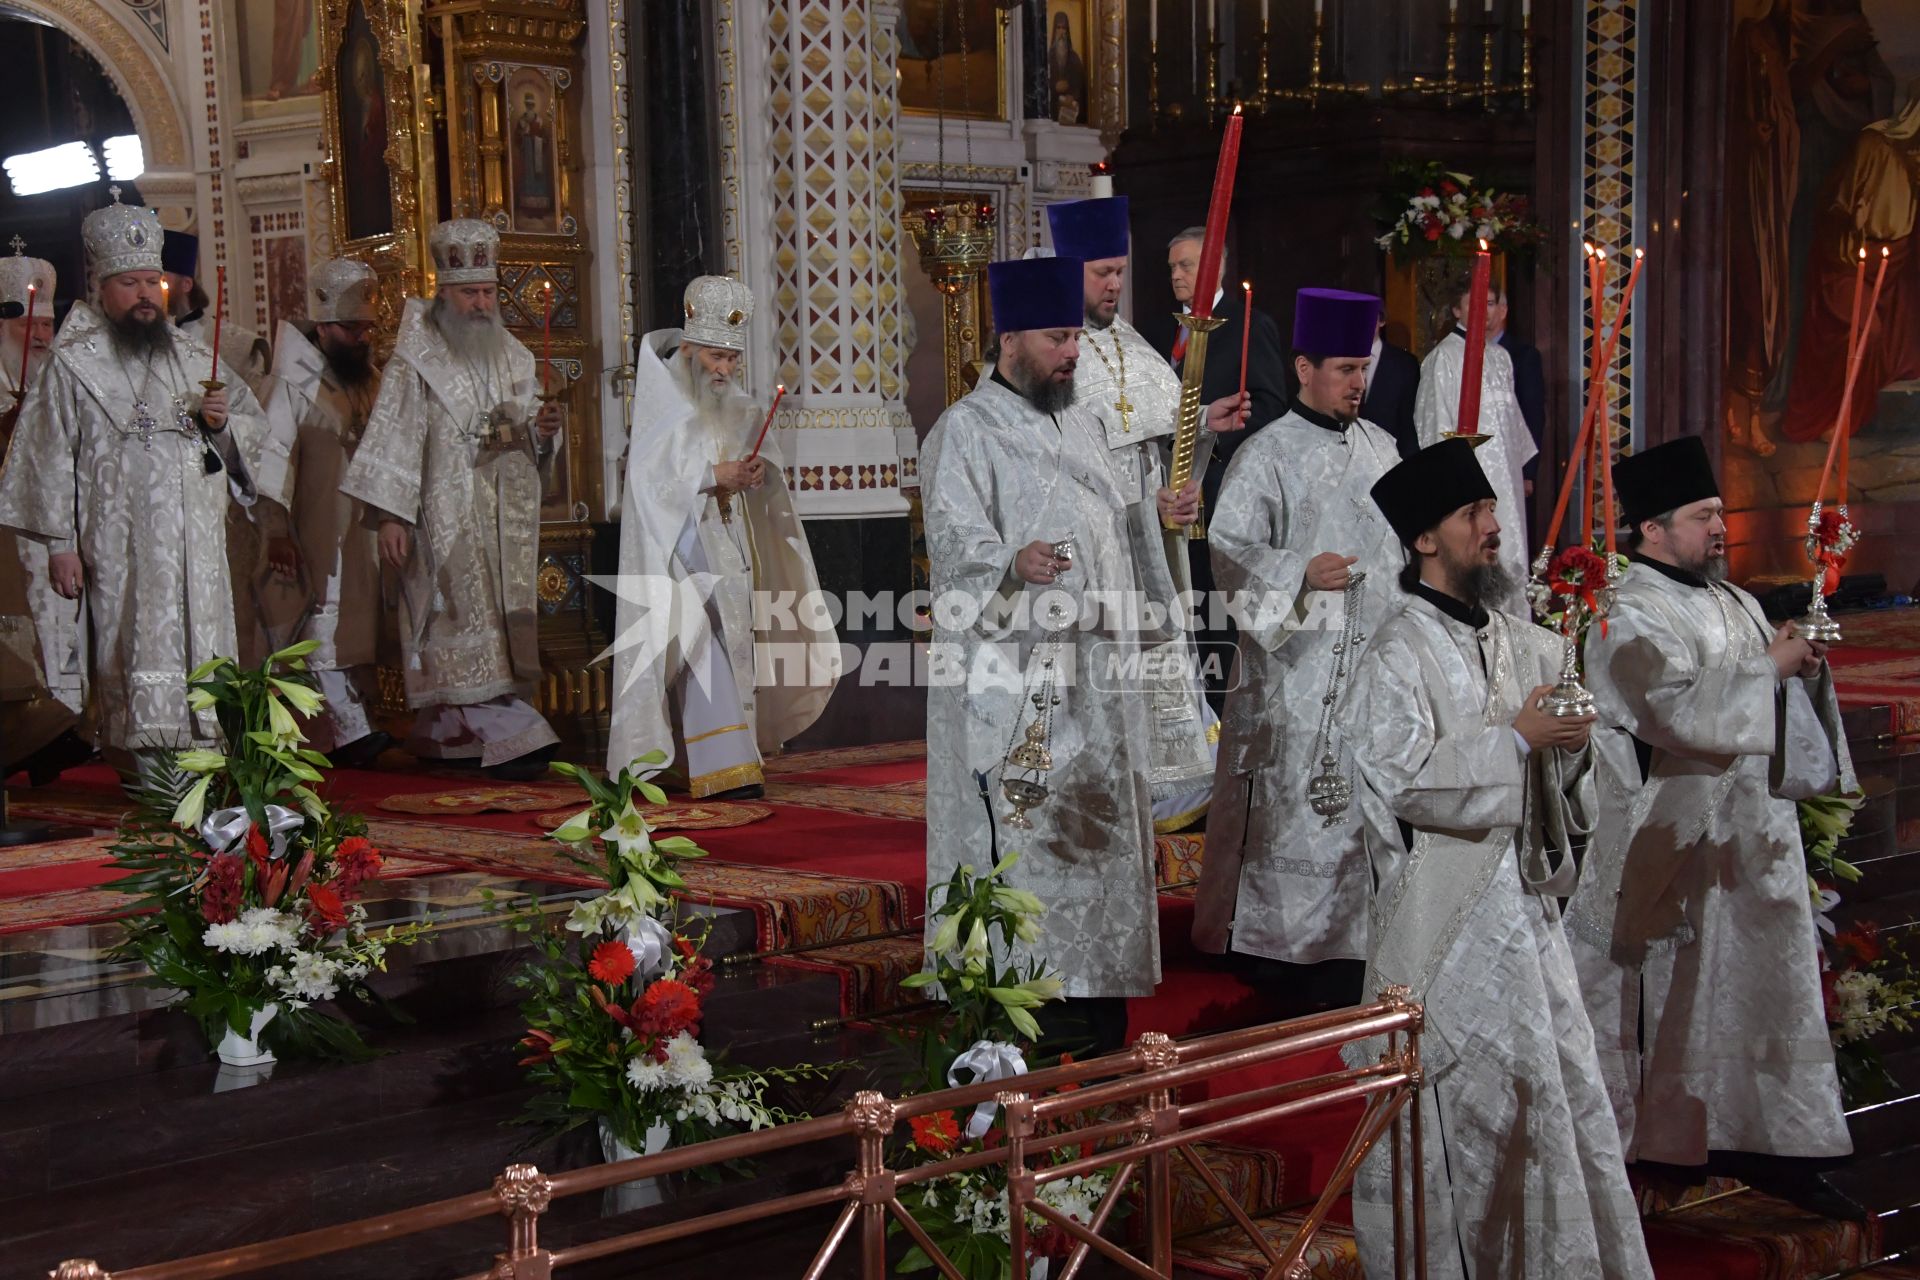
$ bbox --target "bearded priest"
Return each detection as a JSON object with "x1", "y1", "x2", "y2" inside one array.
[
  {"x1": 1343, "y1": 439, "x2": 1651, "y2": 1280},
  {"x1": 604, "y1": 274, "x2": 838, "y2": 796},
  {"x1": 1192, "y1": 289, "x2": 1404, "y2": 1000},
  {"x1": 1046, "y1": 195, "x2": 1246, "y2": 828},
  {"x1": 1565, "y1": 436, "x2": 1852, "y2": 1166},
  {"x1": 340, "y1": 219, "x2": 562, "y2": 780},
  {"x1": 923, "y1": 256, "x2": 1198, "y2": 1054},
  {"x1": 252, "y1": 257, "x2": 393, "y2": 766},
  {"x1": 0, "y1": 192, "x2": 266, "y2": 781}
]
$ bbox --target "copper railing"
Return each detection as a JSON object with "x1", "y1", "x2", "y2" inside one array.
[{"x1": 51, "y1": 993, "x2": 1425, "y2": 1280}]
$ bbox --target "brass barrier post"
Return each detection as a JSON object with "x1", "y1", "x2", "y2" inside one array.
[
  {"x1": 1136, "y1": 1031, "x2": 1180, "y2": 1274},
  {"x1": 1003, "y1": 1090, "x2": 1035, "y2": 1280},
  {"x1": 846, "y1": 1090, "x2": 897, "y2": 1278},
  {"x1": 491, "y1": 1164, "x2": 554, "y2": 1280}
]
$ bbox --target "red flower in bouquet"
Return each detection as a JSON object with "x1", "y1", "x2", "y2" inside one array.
[
  {"x1": 674, "y1": 938, "x2": 716, "y2": 997},
  {"x1": 244, "y1": 823, "x2": 271, "y2": 868},
  {"x1": 333, "y1": 836, "x2": 383, "y2": 896},
  {"x1": 306, "y1": 881, "x2": 349, "y2": 934},
  {"x1": 908, "y1": 1109, "x2": 960, "y2": 1154},
  {"x1": 518, "y1": 1028, "x2": 559, "y2": 1066},
  {"x1": 201, "y1": 853, "x2": 245, "y2": 924},
  {"x1": 1834, "y1": 926, "x2": 1883, "y2": 968},
  {"x1": 1814, "y1": 506, "x2": 1846, "y2": 553},
  {"x1": 1548, "y1": 545, "x2": 1610, "y2": 617},
  {"x1": 588, "y1": 940, "x2": 637, "y2": 985},
  {"x1": 635, "y1": 978, "x2": 702, "y2": 1039}
]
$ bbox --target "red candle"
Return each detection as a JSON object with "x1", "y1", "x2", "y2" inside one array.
[
  {"x1": 1548, "y1": 248, "x2": 1645, "y2": 552},
  {"x1": 1190, "y1": 105, "x2": 1243, "y2": 323},
  {"x1": 16, "y1": 282, "x2": 34, "y2": 394},
  {"x1": 1236, "y1": 280, "x2": 1252, "y2": 402},
  {"x1": 1455, "y1": 238, "x2": 1491, "y2": 435},
  {"x1": 1586, "y1": 244, "x2": 1607, "y2": 385},
  {"x1": 208, "y1": 265, "x2": 225, "y2": 383},
  {"x1": 540, "y1": 281, "x2": 554, "y2": 396},
  {"x1": 746, "y1": 384, "x2": 786, "y2": 461},
  {"x1": 1830, "y1": 245, "x2": 1889, "y2": 505}
]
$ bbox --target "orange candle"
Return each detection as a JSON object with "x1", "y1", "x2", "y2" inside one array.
[
  {"x1": 208, "y1": 265, "x2": 224, "y2": 383},
  {"x1": 746, "y1": 384, "x2": 786, "y2": 461},
  {"x1": 1548, "y1": 248, "x2": 1644, "y2": 552},
  {"x1": 1236, "y1": 280, "x2": 1252, "y2": 402},
  {"x1": 1455, "y1": 239, "x2": 1492, "y2": 435}
]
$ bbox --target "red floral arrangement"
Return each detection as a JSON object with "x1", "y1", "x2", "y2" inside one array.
[{"x1": 1807, "y1": 505, "x2": 1857, "y2": 594}]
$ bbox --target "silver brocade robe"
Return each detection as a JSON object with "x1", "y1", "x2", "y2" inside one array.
[
  {"x1": 1074, "y1": 315, "x2": 1214, "y2": 819},
  {"x1": 1192, "y1": 412, "x2": 1405, "y2": 964},
  {"x1": 253, "y1": 321, "x2": 385, "y2": 669},
  {"x1": 339, "y1": 299, "x2": 556, "y2": 709},
  {"x1": 0, "y1": 302, "x2": 263, "y2": 750},
  {"x1": 1414, "y1": 332, "x2": 1535, "y2": 614},
  {"x1": 1564, "y1": 562, "x2": 1853, "y2": 1164},
  {"x1": 923, "y1": 377, "x2": 1163, "y2": 999},
  {"x1": 0, "y1": 362, "x2": 86, "y2": 717},
  {"x1": 1343, "y1": 595, "x2": 1652, "y2": 1280}
]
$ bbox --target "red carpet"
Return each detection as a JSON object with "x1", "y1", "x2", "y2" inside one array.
[{"x1": 1826, "y1": 608, "x2": 1920, "y2": 733}]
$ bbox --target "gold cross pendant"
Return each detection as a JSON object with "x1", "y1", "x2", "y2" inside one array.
[{"x1": 1114, "y1": 394, "x2": 1134, "y2": 434}]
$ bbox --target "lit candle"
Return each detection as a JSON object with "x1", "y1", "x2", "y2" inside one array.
[
  {"x1": 160, "y1": 277, "x2": 170, "y2": 315},
  {"x1": 16, "y1": 282, "x2": 34, "y2": 394},
  {"x1": 208, "y1": 264, "x2": 224, "y2": 384},
  {"x1": 1237, "y1": 281, "x2": 1252, "y2": 402},
  {"x1": 746, "y1": 384, "x2": 786, "y2": 461},
  {"x1": 1549, "y1": 248, "x2": 1645, "y2": 553},
  {"x1": 1823, "y1": 245, "x2": 1891, "y2": 506},
  {"x1": 1190, "y1": 105, "x2": 1243, "y2": 323},
  {"x1": 540, "y1": 280, "x2": 554, "y2": 396},
  {"x1": 1090, "y1": 164, "x2": 1114, "y2": 199},
  {"x1": 1455, "y1": 238, "x2": 1492, "y2": 435}
]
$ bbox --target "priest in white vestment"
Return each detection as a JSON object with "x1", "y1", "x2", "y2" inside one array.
[
  {"x1": 0, "y1": 193, "x2": 265, "y2": 778},
  {"x1": 252, "y1": 257, "x2": 392, "y2": 765},
  {"x1": 340, "y1": 219, "x2": 562, "y2": 780},
  {"x1": 1565, "y1": 437, "x2": 1852, "y2": 1165},
  {"x1": 1414, "y1": 287, "x2": 1534, "y2": 614},
  {"x1": 0, "y1": 244, "x2": 86, "y2": 775},
  {"x1": 1344, "y1": 440, "x2": 1652, "y2": 1280},
  {"x1": 1193, "y1": 289, "x2": 1404, "y2": 988},
  {"x1": 924, "y1": 256, "x2": 1196, "y2": 1053},
  {"x1": 1047, "y1": 195, "x2": 1245, "y2": 828},
  {"x1": 603, "y1": 275, "x2": 839, "y2": 796}
]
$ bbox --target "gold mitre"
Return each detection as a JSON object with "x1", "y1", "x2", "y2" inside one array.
[
  {"x1": 429, "y1": 218, "x2": 498, "y2": 286},
  {"x1": 0, "y1": 239, "x2": 55, "y2": 316},
  {"x1": 82, "y1": 187, "x2": 163, "y2": 281},
  {"x1": 311, "y1": 257, "x2": 377, "y2": 323},
  {"x1": 682, "y1": 275, "x2": 753, "y2": 352}
]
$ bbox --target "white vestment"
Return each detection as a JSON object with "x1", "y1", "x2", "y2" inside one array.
[
  {"x1": 0, "y1": 302, "x2": 263, "y2": 752},
  {"x1": 923, "y1": 375, "x2": 1164, "y2": 999},
  {"x1": 181, "y1": 313, "x2": 273, "y2": 668},
  {"x1": 1414, "y1": 332, "x2": 1534, "y2": 614},
  {"x1": 1075, "y1": 315, "x2": 1216, "y2": 825},
  {"x1": 0, "y1": 355, "x2": 86, "y2": 719},
  {"x1": 253, "y1": 321, "x2": 387, "y2": 751},
  {"x1": 1344, "y1": 590, "x2": 1652, "y2": 1280},
  {"x1": 604, "y1": 329, "x2": 839, "y2": 793},
  {"x1": 339, "y1": 299, "x2": 558, "y2": 766},
  {"x1": 1192, "y1": 410, "x2": 1405, "y2": 963},
  {"x1": 1564, "y1": 560, "x2": 1852, "y2": 1163}
]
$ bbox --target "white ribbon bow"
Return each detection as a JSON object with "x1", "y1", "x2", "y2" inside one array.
[
  {"x1": 946, "y1": 1040, "x2": 1029, "y2": 1140},
  {"x1": 201, "y1": 804, "x2": 306, "y2": 860},
  {"x1": 622, "y1": 915, "x2": 676, "y2": 983}
]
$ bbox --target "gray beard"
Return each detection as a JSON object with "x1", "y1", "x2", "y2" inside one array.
[
  {"x1": 429, "y1": 297, "x2": 507, "y2": 362},
  {"x1": 107, "y1": 310, "x2": 174, "y2": 361},
  {"x1": 1458, "y1": 559, "x2": 1513, "y2": 611},
  {"x1": 1686, "y1": 551, "x2": 1731, "y2": 583},
  {"x1": 673, "y1": 349, "x2": 742, "y2": 444}
]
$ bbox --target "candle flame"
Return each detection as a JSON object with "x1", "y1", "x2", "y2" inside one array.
[
  {"x1": 1232, "y1": 103, "x2": 1243, "y2": 115},
  {"x1": 1478, "y1": 238, "x2": 1489, "y2": 251},
  {"x1": 1241, "y1": 280, "x2": 1251, "y2": 290},
  {"x1": 1884, "y1": 245, "x2": 1892, "y2": 259},
  {"x1": 1634, "y1": 247, "x2": 1645, "y2": 260},
  {"x1": 1859, "y1": 246, "x2": 1868, "y2": 261},
  {"x1": 1583, "y1": 241, "x2": 1594, "y2": 257},
  {"x1": 1596, "y1": 247, "x2": 1608, "y2": 260}
]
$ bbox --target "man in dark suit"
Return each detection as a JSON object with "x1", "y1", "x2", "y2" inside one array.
[
  {"x1": 1361, "y1": 319, "x2": 1421, "y2": 460},
  {"x1": 1162, "y1": 226, "x2": 1287, "y2": 710}
]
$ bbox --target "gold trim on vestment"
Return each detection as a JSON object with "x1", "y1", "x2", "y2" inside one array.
[{"x1": 688, "y1": 760, "x2": 764, "y2": 798}]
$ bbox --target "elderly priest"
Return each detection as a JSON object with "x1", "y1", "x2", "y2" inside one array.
[
  {"x1": 923, "y1": 256, "x2": 1198, "y2": 1053},
  {"x1": 1343, "y1": 439, "x2": 1651, "y2": 1280},
  {"x1": 1565, "y1": 436, "x2": 1852, "y2": 1166}
]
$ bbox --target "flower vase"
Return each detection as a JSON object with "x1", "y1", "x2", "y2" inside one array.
[
  {"x1": 598, "y1": 1118, "x2": 673, "y2": 1213},
  {"x1": 214, "y1": 1002, "x2": 281, "y2": 1068}
]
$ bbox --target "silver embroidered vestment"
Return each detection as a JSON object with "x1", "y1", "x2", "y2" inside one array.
[
  {"x1": 1192, "y1": 412, "x2": 1404, "y2": 964},
  {"x1": 1564, "y1": 561, "x2": 1852, "y2": 1164},
  {"x1": 923, "y1": 377, "x2": 1163, "y2": 999},
  {"x1": 1343, "y1": 595, "x2": 1651, "y2": 1280},
  {"x1": 0, "y1": 302, "x2": 263, "y2": 751}
]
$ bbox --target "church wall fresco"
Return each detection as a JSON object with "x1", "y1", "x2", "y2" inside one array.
[{"x1": 1723, "y1": 0, "x2": 1920, "y2": 582}]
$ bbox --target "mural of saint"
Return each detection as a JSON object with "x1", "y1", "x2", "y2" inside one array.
[
  {"x1": 338, "y1": 2, "x2": 393, "y2": 242},
  {"x1": 269, "y1": 0, "x2": 317, "y2": 100},
  {"x1": 513, "y1": 90, "x2": 554, "y2": 222},
  {"x1": 1047, "y1": 9, "x2": 1087, "y2": 126}
]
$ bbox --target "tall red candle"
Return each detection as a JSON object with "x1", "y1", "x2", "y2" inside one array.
[
  {"x1": 1831, "y1": 245, "x2": 1889, "y2": 504},
  {"x1": 1236, "y1": 280, "x2": 1252, "y2": 401},
  {"x1": 746, "y1": 384, "x2": 786, "y2": 461},
  {"x1": 208, "y1": 265, "x2": 225, "y2": 383},
  {"x1": 1190, "y1": 106, "x2": 1243, "y2": 323},
  {"x1": 540, "y1": 281, "x2": 554, "y2": 395},
  {"x1": 1548, "y1": 248, "x2": 1645, "y2": 552},
  {"x1": 1455, "y1": 238, "x2": 1491, "y2": 435},
  {"x1": 15, "y1": 283, "x2": 34, "y2": 395}
]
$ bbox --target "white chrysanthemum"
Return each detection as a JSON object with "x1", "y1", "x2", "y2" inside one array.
[
  {"x1": 204, "y1": 907, "x2": 301, "y2": 956},
  {"x1": 662, "y1": 1031, "x2": 712, "y2": 1088},
  {"x1": 272, "y1": 950, "x2": 344, "y2": 1002},
  {"x1": 627, "y1": 1058, "x2": 669, "y2": 1092},
  {"x1": 1832, "y1": 970, "x2": 1892, "y2": 1043}
]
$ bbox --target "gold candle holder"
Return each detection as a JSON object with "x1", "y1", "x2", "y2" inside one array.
[
  {"x1": 1258, "y1": 19, "x2": 1271, "y2": 108},
  {"x1": 1443, "y1": 18, "x2": 1461, "y2": 108},
  {"x1": 1519, "y1": 10, "x2": 1535, "y2": 103},
  {"x1": 1205, "y1": 38, "x2": 1221, "y2": 124},
  {"x1": 1478, "y1": 17, "x2": 1498, "y2": 112},
  {"x1": 1149, "y1": 37, "x2": 1160, "y2": 129}
]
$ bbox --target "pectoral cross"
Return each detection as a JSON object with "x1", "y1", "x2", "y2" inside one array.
[
  {"x1": 132, "y1": 399, "x2": 156, "y2": 449},
  {"x1": 1114, "y1": 392, "x2": 1134, "y2": 435},
  {"x1": 7, "y1": 236, "x2": 23, "y2": 256}
]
